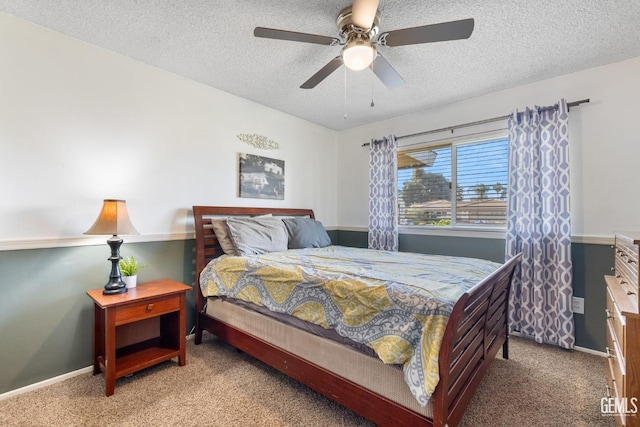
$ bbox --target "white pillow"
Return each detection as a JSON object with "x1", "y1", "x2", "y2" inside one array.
[{"x1": 226, "y1": 217, "x2": 288, "y2": 256}]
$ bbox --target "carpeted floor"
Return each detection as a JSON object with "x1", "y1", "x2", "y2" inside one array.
[{"x1": 0, "y1": 334, "x2": 615, "y2": 426}]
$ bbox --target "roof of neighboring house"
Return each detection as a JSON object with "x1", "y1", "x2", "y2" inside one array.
[{"x1": 411, "y1": 199, "x2": 507, "y2": 210}]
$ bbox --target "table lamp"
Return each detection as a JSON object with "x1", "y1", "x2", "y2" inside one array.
[{"x1": 84, "y1": 199, "x2": 139, "y2": 295}]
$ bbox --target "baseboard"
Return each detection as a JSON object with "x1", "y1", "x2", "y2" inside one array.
[
  {"x1": 0, "y1": 366, "x2": 93, "y2": 401},
  {"x1": 1, "y1": 334, "x2": 197, "y2": 401},
  {"x1": 574, "y1": 345, "x2": 607, "y2": 357},
  {"x1": 510, "y1": 331, "x2": 606, "y2": 357}
]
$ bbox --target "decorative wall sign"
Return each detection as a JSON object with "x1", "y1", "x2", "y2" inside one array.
[
  {"x1": 236, "y1": 133, "x2": 279, "y2": 150},
  {"x1": 238, "y1": 153, "x2": 285, "y2": 200}
]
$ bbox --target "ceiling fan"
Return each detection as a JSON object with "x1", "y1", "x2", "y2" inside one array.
[{"x1": 254, "y1": 0, "x2": 474, "y2": 89}]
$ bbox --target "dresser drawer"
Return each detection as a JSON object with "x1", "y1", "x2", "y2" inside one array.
[
  {"x1": 606, "y1": 363, "x2": 629, "y2": 427},
  {"x1": 606, "y1": 357, "x2": 620, "y2": 399},
  {"x1": 608, "y1": 286, "x2": 627, "y2": 353},
  {"x1": 115, "y1": 295, "x2": 180, "y2": 325},
  {"x1": 606, "y1": 357, "x2": 629, "y2": 427},
  {"x1": 607, "y1": 323, "x2": 626, "y2": 389}
]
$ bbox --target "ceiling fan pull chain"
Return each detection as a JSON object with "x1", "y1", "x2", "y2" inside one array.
[
  {"x1": 344, "y1": 66, "x2": 348, "y2": 119},
  {"x1": 370, "y1": 62, "x2": 375, "y2": 107}
]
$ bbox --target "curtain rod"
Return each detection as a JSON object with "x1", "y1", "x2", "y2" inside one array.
[{"x1": 362, "y1": 98, "x2": 590, "y2": 146}]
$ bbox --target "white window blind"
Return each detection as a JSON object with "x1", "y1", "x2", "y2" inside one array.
[{"x1": 398, "y1": 137, "x2": 508, "y2": 228}]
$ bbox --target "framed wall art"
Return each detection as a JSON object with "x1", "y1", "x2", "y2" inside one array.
[{"x1": 238, "y1": 153, "x2": 285, "y2": 200}]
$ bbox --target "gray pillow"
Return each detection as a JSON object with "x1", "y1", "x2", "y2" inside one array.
[
  {"x1": 211, "y1": 219, "x2": 239, "y2": 256},
  {"x1": 226, "y1": 217, "x2": 288, "y2": 256},
  {"x1": 283, "y1": 218, "x2": 331, "y2": 249}
]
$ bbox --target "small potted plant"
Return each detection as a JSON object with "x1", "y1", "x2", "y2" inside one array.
[{"x1": 119, "y1": 256, "x2": 149, "y2": 289}]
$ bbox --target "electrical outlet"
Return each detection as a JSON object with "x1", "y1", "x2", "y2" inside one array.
[{"x1": 572, "y1": 297, "x2": 584, "y2": 314}]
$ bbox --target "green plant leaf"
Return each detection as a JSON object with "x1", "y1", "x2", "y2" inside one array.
[{"x1": 119, "y1": 255, "x2": 149, "y2": 276}]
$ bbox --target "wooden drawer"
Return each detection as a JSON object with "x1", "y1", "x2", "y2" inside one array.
[
  {"x1": 606, "y1": 356, "x2": 620, "y2": 400},
  {"x1": 115, "y1": 296, "x2": 180, "y2": 325},
  {"x1": 605, "y1": 359, "x2": 627, "y2": 426},
  {"x1": 608, "y1": 286, "x2": 627, "y2": 354},
  {"x1": 607, "y1": 320, "x2": 626, "y2": 391}
]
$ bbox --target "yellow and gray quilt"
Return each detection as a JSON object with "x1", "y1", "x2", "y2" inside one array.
[{"x1": 199, "y1": 245, "x2": 500, "y2": 406}]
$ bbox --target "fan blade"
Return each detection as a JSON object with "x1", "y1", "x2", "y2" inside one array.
[
  {"x1": 381, "y1": 18, "x2": 474, "y2": 47},
  {"x1": 254, "y1": 27, "x2": 339, "y2": 45},
  {"x1": 371, "y1": 54, "x2": 404, "y2": 89},
  {"x1": 300, "y1": 56, "x2": 343, "y2": 89},
  {"x1": 352, "y1": 0, "x2": 380, "y2": 30}
]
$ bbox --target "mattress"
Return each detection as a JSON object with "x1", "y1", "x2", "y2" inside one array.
[
  {"x1": 224, "y1": 296, "x2": 377, "y2": 357},
  {"x1": 200, "y1": 245, "x2": 501, "y2": 406},
  {"x1": 205, "y1": 297, "x2": 434, "y2": 418}
]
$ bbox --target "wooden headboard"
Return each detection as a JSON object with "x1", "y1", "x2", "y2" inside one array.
[{"x1": 192, "y1": 206, "x2": 315, "y2": 316}]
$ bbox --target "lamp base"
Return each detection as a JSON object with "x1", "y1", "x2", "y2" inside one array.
[
  {"x1": 102, "y1": 235, "x2": 128, "y2": 295},
  {"x1": 103, "y1": 279, "x2": 128, "y2": 295}
]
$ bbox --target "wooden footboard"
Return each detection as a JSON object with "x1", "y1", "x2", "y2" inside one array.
[
  {"x1": 432, "y1": 253, "x2": 521, "y2": 426},
  {"x1": 192, "y1": 206, "x2": 521, "y2": 427}
]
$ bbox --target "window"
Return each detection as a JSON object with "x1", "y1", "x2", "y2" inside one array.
[{"x1": 397, "y1": 135, "x2": 508, "y2": 228}]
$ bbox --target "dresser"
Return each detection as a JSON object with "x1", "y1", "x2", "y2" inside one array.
[{"x1": 606, "y1": 233, "x2": 640, "y2": 426}]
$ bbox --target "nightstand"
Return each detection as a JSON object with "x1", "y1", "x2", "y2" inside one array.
[{"x1": 87, "y1": 278, "x2": 191, "y2": 396}]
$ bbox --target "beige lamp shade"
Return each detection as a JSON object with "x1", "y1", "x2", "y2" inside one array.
[{"x1": 84, "y1": 199, "x2": 139, "y2": 236}]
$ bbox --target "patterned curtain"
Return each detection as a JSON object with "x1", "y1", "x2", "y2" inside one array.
[
  {"x1": 505, "y1": 98, "x2": 574, "y2": 349},
  {"x1": 368, "y1": 135, "x2": 398, "y2": 251}
]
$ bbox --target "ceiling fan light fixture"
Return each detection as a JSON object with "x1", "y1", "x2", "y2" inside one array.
[
  {"x1": 341, "y1": 38, "x2": 375, "y2": 71},
  {"x1": 254, "y1": 4, "x2": 472, "y2": 89}
]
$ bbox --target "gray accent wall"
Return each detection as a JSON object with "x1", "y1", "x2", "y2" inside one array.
[
  {"x1": 572, "y1": 243, "x2": 613, "y2": 351},
  {"x1": 0, "y1": 230, "x2": 609, "y2": 396},
  {"x1": 0, "y1": 240, "x2": 195, "y2": 395},
  {"x1": 336, "y1": 230, "x2": 612, "y2": 352}
]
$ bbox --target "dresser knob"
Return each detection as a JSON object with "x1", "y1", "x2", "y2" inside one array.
[
  {"x1": 606, "y1": 347, "x2": 615, "y2": 360},
  {"x1": 146, "y1": 303, "x2": 155, "y2": 312},
  {"x1": 628, "y1": 291, "x2": 637, "y2": 296},
  {"x1": 605, "y1": 309, "x2": 613, "y2": 319}
]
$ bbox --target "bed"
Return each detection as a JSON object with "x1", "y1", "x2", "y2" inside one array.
[{"x1": 192, "y1": 206, "x2": 521, "y2": 427}]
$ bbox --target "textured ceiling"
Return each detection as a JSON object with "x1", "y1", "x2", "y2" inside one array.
[{"x1": 2, "y1": 1, "x2": 640, "y2": 131}]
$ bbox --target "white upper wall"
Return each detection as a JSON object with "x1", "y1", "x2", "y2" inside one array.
[
  {"x1": 337, "y1": 56, "x2": 640, "y2": 239},
  {"x1": 3, "y1": 12, "x2": 638, "y2": 244},
  {"x1": 0, "y1": 13, "x2": 338, "y2": 244}
]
